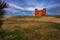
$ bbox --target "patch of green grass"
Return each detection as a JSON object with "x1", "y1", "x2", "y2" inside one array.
[
  {"x1": 14, "y1": 26, "x2": 21, "y2": 29},
  {"x1": 54, "y1": 16, "x2": 60, "y2": 18},
  {"x1": 0, "y1": 29, "x2": 7, "y2": 38},
  {"x1": 18, "y1": 20, "x2": 47, "y2": 23},
  {"x1": 23, "y1": 27, "x2": 35, "y2": 34},
  {"x1": 4, "y1": 20, "x2": 17, "y2": 24},
  {"x1": 32, "y1": 31, "x2": 42, "y2": 40},
  {"x1": 4, "y1": 19, "x2": 43, "y2": 24},
  {"x1": 22, "y1": 27, "x2": 42, "y2": 40},
  {"x1": 9, "y1": 29, "x2": 24, "y2": 40},
  {"x1": 15, "y1": 16, "x2": 42, "y2": 18},
  {"x1": 0, "y1": 29, "x2": 24, "y2": 40},
  {"x1": 45, "y1": 31, "x2": 60, "y2": 40},
  {"x1": 45, "y1": 22, "x2": 60, "y2": 30},
  {"x1": 19, "y1": 20, "x2": 29, "y2": 23}
]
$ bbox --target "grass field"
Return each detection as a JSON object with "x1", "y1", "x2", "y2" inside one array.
[{"x1": 0, "y1": 16, "x2": 60, "y2": 40}]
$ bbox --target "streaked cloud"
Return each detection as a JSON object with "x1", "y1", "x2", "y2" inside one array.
[
  {"x1": 9, "y1": 3, "x2": 24, "y2": 10},
  {"x1": 3, "y1": 0, "x2": 60, "y2": 16}
]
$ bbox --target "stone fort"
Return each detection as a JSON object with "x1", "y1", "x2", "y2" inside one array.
[{"x1": 34, "y1": 8, "x2": 46, "y2": 16}]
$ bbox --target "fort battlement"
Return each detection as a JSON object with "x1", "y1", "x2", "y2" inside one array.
[{"x1": 34, "y1": 8, "x2": 46, "y2": 16}]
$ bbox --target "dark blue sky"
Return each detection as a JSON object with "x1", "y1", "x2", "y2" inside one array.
[{"x1": 3, "y1": 0, "x2": 60, "y2": 17}]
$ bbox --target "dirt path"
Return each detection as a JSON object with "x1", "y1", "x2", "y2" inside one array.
[
  {"x1": 38, "y1": 17, "x2": 60, "y2": 23},
  {"x1": 3, "y1": 16, "x2": 60, "y2": 23}
]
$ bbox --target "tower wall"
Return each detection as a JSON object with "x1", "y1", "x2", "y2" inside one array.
[
  {"x1": 43, "y1": 8, "x2": 46, "y2": 16},
  {"x1": 39, "y1": 10, "x2": 43, "y2": 16},
  {"x1": 34, "y1": 8, "x2": 46, "y2": 16},
  {"x1": 35, "y1": 9, "x2": 38, "y2": 16}
]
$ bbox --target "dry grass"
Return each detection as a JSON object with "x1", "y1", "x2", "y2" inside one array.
[{"x1": 0, "y1": 16, "x2": 60, "y2": 40}]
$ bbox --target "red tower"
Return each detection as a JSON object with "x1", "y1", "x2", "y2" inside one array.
[
  {"x1": 34, "y1": 8, "x2": 46, "y2": 16},
  {"x1": 43, "y1": 8, "x2": 46, "y2": 16}
]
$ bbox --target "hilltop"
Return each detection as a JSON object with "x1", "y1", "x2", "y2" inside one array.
[{"x1": 1, "y1": 16, "x2": 60, "y2": 40}]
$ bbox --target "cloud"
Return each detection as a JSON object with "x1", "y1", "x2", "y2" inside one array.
[
  {"x1": 35, "y1": 2, "x2": 45, "y2": 10},
  {"x1": 5, "y1": 2, "x2": 60, "y2": 13},
  {"x1": 4, "y1": 0, "x2": 60, "y2": 16},
  {"x1": 6, "y1": 0, "x2": 60, "y2": 12},
  {"x1": 9, "y1": 3, "x2": 24, "y2": 10},
  {"x1": 47, "y1": 5, "x2": 60, "y2": 15},
  {"x1": 4, "y1": 8, "x2": 19, "y2": 13},
  {"x1": 35, "y1": 2, "x2": 60, "y2": 10},
  {"x1": 8, "y1": 3, "x2": 35, "y2": 11},
  {"x1": 24, "y1": 7, "x2": 35, "y2": 11},
  {"x1": 46, "y1": 4, "x2": 60, "y2": 9}
]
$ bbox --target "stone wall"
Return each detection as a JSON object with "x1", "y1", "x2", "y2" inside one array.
[{"x1": 34, "y1": 8, "x2": 46, "y2": 16}]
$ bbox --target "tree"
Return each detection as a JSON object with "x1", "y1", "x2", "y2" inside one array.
[{"x1": 0, "y1": 0, "x2": 8, "y2": 28}]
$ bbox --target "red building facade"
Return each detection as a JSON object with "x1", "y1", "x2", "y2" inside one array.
[{"x1": 35, "y1": 8, "x2": 46, "y2": 16}]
